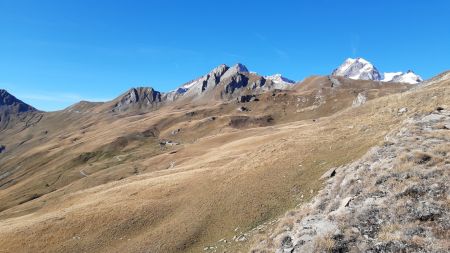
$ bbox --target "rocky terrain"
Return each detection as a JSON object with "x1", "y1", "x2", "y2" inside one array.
[
  {"x1": 0, "y1": 60, "x2": 448, "y2": 253},
  {"x1": 251, "y1": 108, "x2": 450, "y2": 252}
]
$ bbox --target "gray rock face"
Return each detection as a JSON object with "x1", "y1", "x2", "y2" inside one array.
[
  {"x1": 223, "y1": 74, "x2": 250, "y2": 94},
  {"x1": 165, "y1": 63, "x2": 294, "y2": 103},
  {"x1": 221, "y1": 63, "x2": 249, "y2": 80},
  {"x1": 352, "y1": 93, "x2": 367, "y2": 107},
  {"x1": 0, "y1": 89, "x2": 39, "y2": 129},
  {"x1": 0, "y1": 89, "x2": 37, "y2": 113},
  {"x1": 181, "y1": 64, "x2": 230, "y2": 97},
  {"x1": 113, "y1": 87, "x2": 162, "y2": 112}
]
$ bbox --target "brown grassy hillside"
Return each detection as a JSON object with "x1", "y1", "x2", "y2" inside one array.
[{"x1": 0, "y1": 74, "x2": 447, "y2": 253}]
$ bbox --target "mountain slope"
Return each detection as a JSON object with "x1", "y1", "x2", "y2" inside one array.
[
  {"x1": 0, "y1": 67, "x2": 448, "y2": 253},
  {"x1": 252, "y1": 108, "x2": 449, "y2": 252}
]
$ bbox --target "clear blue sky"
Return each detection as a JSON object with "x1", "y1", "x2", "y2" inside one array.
[{"x1": 1, "y1": 0, "x2": 449, "y2": 111}]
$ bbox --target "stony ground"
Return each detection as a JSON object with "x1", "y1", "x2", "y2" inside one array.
[{"x1": 252, "y1": 107, "x2": 450, "y2": 252}]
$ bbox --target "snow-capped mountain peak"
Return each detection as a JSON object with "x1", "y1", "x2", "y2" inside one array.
[
  {"x1": 382, "y1": 72, "x2": 403, "y2": 82},
  {"x1": 332, "y1": 57, "x2": 382, "y2": 81},
  {"x1": 385, "y1": 70, "x2": 423, "y2": 84},
  {"x1": 265, "y1": 74, "x2": 295, "y2": 85},
  {"x1": 333, "y1": 57, "x2": 423, "y2": 84}
]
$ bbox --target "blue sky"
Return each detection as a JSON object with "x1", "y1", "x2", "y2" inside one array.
[{"x1": 0, "y1": 0, "x2": 449, "y2": 111}]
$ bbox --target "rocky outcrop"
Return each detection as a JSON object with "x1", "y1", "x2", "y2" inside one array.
[
  {"x1": 0, "y1": 89, "x2": 39, "y2": 129},
  {"x1": 171, "y1": 63, "x2": 292, "y2": 102},
  {"x1": 352, "y1": 93, "x2": 367, "y2": 107},
  {"x1": 178, "y1": 64, "x2": 230, "y2": 98},
  {"x1": 0, "y1": 89, "x2": 37, "y2": 113},
  {"x1": 252, "y1": 108, "x2": 450, "y2": 253},
  {"x1": 221, "y1": 63, "x2": 249, "y2": 80},
  {"x1": 237, "y1": 95, "x2": 258, "y2": 103},
  {"x1": 112, "y1": 87, "x2": 162, "y2": 112}
]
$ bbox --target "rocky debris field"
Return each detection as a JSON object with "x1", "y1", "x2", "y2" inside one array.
[{"x1": 252, "y1": 107, "x2": 450, "y2": 252}]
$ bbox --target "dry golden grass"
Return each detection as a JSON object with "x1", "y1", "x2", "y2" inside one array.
[
  {"x1": 313, "y1": 233, "x2": 335, "y2": 253},
  {"x1": 378, "y1": 223, "x2": 402, "y2": 242},
  {"x1": 0, "y1": 75, "x2": 448, "y2": 253}
]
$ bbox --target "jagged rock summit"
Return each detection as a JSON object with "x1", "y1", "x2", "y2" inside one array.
[
  {"x1": 112, "y1": 87, "x2": 162, "y2": 112},
  {"x1": 165, "y1": 63, "x2": 294, "y2": 102},
  {"x1": 332, "y1": 57, "x2": 423, "y2": 84},
  {"x1": 0, "y1": 89, "x2": 39, "y2": 129},
  {"x1": 0, "y1": 89, "x2": 37, "y2": 113}
]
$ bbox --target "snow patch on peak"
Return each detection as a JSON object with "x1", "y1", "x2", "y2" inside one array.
[
  {"x1": 382, "y1": 72, "x2": 403, "y2": 82},
  {"x1": 332, "y1": 57, "x2": 382, "y2": 81},
  {"x1": 391, "y1": 71, "x2": 423, "y2": 84},
  {"x1": 382, "y1": 70, "x2": 423, "y2": 84},
  {"x1": 265, "y1": 74, "x2": 295, "y2": 84},
  {"x1": 333, "y1": 57, "x2": 422, "y2": 84}
]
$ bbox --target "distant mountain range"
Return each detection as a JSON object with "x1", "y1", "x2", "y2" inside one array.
[
  {"x1": 0, "y1": 57, "x2": 424, "y2": 115},
  {"x1": 332, "y1": 57, "x2": 423, "y2": 84}
]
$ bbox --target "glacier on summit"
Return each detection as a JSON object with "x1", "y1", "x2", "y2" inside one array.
[{"x1": 332, "y1": 57, "x2": 422, "y2": 84}]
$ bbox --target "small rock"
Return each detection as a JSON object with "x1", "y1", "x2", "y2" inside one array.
[
  {"x1": 352, "y1": 93, "x2": 367, "y2": 107},
  {"x1": 281, "y1": 236, "x2": 293, "y2": 249},
  {"x1": 342, "y1": 197, "x2": 353, "y2": 208},
  {"x1": 171, "y1": 128, "x2": 181, "y2": 135},
  {"x1": 398, "y1": 107, "x2": 408, "y2": 114},
  {"x1": 236, "y1": 234, "x2": 247, "y2": 242},
  {"x1": 237, "y1": 106, "x2": 250, "y2": 112}
]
